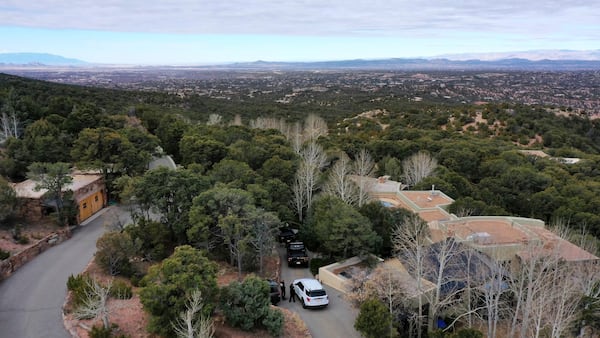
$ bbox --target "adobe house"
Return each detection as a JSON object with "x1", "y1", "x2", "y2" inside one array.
[
  {"x1": 355, "y1": 175, "x2": 599, "y2": 265},
  {"x1": 12, "y1": 172, "x2": 107, "y2": 224}
]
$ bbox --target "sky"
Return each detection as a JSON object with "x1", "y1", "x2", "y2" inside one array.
[{"x1": 0, "y1": 0, "x2": 599, "y2": 65}]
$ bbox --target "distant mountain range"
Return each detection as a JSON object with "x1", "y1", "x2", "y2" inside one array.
[
  {"x1": 2, "y1": 50, "x2": 600, "y2": 70},
  {"x1": 228, "y1": 57, "x2": 600, "y2": 71},
  {"x1": 0, "y1": 53, "x2": 87, "y2": 66},
  {"x1": 435, "y1": 49, "x2": 600, "y2": 61}
]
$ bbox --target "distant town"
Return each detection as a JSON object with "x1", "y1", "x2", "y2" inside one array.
[{"x1": 3, "y1": 67, "x2": 599, "y2": 118}]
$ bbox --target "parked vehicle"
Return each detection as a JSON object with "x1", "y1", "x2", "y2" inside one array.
[
  {"x1": 266, "y1": 279, "x2": 281, "y2": 305},
  {"x1": 286, "y1": 241, "x2": 309, "y2": 267},
  {"x1": 278, "y1": 227, "x2": 297, "y2": 244},
  {"x1": 292, "y1": 278, "x2": 329, "y2": 309}
]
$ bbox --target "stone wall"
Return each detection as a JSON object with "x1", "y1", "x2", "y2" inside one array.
[
  {"x1": 15, "y1": 197, "x2": 45, "y2": 222},
  {"x1": 0, "y1": 228, "x2": 71, "y2": 280}
]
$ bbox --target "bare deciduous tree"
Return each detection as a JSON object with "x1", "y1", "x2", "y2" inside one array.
[
  {"x1": 291, "y1": 173, "x2": 306, "y2": 222},
  {"x1": 548, "y1": 221, "x2": 600, "y2": 337},
  {"x1": 423, "y1": 238, "x2": 471, "y2": 331},
  {"x1": 288, "y1": 121, "x2": 304, "y2": 154},
  {"x1": 353, "y1": 149, "x2": 375, "y2": 207},
  {"x1": 75, "y1": 278, "x2": 112, "y2": 329},
  {"x1": 344, "y1": 268, "x2": 373, "y2": 307},
  {"x1": 219, "y1": 214, "x2": 251, "y2": 278},
  {"x1": 392, "y1": 214, "x2": 429, "y2": 338},
  {"x1": 324, "y1": 152, "x2": 358, "y2": 205},
  {"x1": 249, "y1": 117, "x2": 288, "y2": 133},
  {"x1": 507, "y1": 240, "x2": 570, "y2": 338},
  {"x1": 0, "y1": 88, "x2": 20, "y2": 143},
  {"x1": 248, "y1": 209, "x2": 279, "y2": 276},
  {"x1": 292, "y1": 141, "x2": 326, "y2": 221},
  {"x1": 345, "y1": 264, "x2": 410, "y2": 337},
  {"x1": 172, "y1": 289, "x2": 215, "y2": 338},
  {"x1": 478, "y1": 258, "x2": 509, "y2": 338},
  {"x1": 303, "y1": 114, "x2": 328, "y2": 141},
  {"x1": 402, "y1": 152, "x2": 438, "y2": 187},
  {"x1": 546, "y1": 264, "x2": 581, "y2": 338},
  {"x1": 454, "y1": 207, "x2": 475, "y2": 218},
  {"x1": 206, "y1": 114, "x2": 223, "y2": 126},
  {"x1": 103, "y1": 208, "x2": 130, "y2": 232}
]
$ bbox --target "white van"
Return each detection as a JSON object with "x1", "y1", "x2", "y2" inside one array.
[{"x1": 292, "y1": 278, "x2": 329, "y2": 309}]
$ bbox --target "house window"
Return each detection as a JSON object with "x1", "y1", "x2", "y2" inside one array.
[
  {"x1": 83, "y1": 203, "x2": 87, "y2": 209},
  {"x1": 95, "y1": 196, "x2": 99, "y2": 202}
]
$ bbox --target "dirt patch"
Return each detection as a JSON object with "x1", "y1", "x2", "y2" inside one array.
[
  {"x1": 63, "y1": 260, "x2": 156, "y2": 338},
  {"x1": 0, "y1": 219, "x2": 59, "y2": 254},
  {"x1": 214, "y1": 307, "x2": 311, "y2": 338},
  {"x1": 333, "y1": 261, "x2": 370, "y2": 276}
]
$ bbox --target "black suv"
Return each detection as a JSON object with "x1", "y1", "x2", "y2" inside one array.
[
  {"x1": 278, "y1": 227, "x2": 297, "y2": 244},
  {"x1": 266, "y1": 279, "x2": 281, "y2": 305},
  {"x1": 286, "y1": 241, "x2": 309, "y2": 267}
]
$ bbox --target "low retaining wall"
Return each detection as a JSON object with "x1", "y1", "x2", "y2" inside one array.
[
  {"x1": 318, "y1": 256, "x2": 363, "y2": 293},
  {"x1": 0, "y1": 228, "x2": 71, "y2": 280}
]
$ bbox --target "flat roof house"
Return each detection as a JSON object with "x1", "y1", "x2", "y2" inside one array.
[
  {"x1": 358, "y1": 175, "x2": 599, "y2": 264},
  {"x1": 12, "y1": 172, "x2": 107, "y2": 224}
]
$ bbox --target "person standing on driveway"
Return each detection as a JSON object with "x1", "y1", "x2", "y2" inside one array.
[
  {"x1": 280, "y1": 280, "x2": 286, "y2": 300},
  {"x1": 289, "y1": 283, "x2": 296, "y2": 302}
]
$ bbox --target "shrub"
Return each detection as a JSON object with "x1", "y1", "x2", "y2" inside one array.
[
  {"x1": 0, "y1": 249, "x2": 9, "y2": 260},
  {"x1": 262, "y1": 307, "x2": 284, "y2": 337},
  {"x1": 451, "y1": 328, "x2": 484, "y2": 338},
  {"x1": 95, "y1": 231, "x2": 138, "y2": 277},
  {"x1": 129, "y1": 272, "x2": 144, "y2": 287},
  {"x1": 67, "y1": 273, "x2": 95, "y2": 307},
  {"x1": 110, "y1": 280, "x2": 132, "y2": 299},
  {"x1": 89, "y1": 324, "x2": 128, "y2": 338},
  {"x1": 10, "y1": 224, "x2": 29, "y2": 244},
  {"x1": 89, "y1": 325, "x2": 112, "y2": 338},
  {"x1": 220, "y1": 275, "x2": 280, "y2": 334},
  {"x1": 17, "y1": 235, "x2": 29, "y2": 245},
  {"x1": 11, "y1": 224, "x2": 22, "y2": 241},
  {"x1": 354, "y1": 298, "x2": 395, "y2": 338},
  {"x1": 67, "y1": 273, "x2": 89, "y2": 291}
]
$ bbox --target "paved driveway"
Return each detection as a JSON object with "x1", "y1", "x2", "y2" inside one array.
[
  {"x1": 277, "y1": 247, "x2": 362, "y2": 338},
  {"x1": 0, "y1": 206, "x2": 127, "y2": 338}
]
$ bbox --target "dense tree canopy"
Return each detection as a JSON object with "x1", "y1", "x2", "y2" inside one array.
[
  {"x1": 0, "y1": 176, "x2": 16, "y2": 224},
  {"x1": 304, "y1": 196, "x2": 379, "y2": 259},
  {"x1": 130, "y1": 167, "x2": 211, "y2": 245}
]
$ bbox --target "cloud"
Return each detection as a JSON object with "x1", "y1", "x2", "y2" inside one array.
[{"x1": 1, "y1": 0, "x2": 599, "y2": 41}]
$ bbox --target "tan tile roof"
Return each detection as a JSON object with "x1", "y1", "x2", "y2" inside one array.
[
  {"x1": 417, "y1": 209, "x2": 452, "y2": 223},
  {"x1": 444, "y1": 219, "x2": 530, "y2": 245},
  {"x1": 365, "y1": 176, "x2": 598, "y2": 263},
  {"x1": 520, "y1": 225, "x2": 599, "y2": 262},
  {"x1": 401, "y1": 191, "x2": 454, "y2": 209}
]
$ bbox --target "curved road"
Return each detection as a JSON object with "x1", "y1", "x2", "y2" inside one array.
[
  {"x1": 0, "y1": 209, "x2": 358, "y2": 338},
  {"x1": 277, "y1": 247, "x2": 362, "y2": 338},
  {"x1": 0, "y1": 207, "x2": 124, "y2": 338}
]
